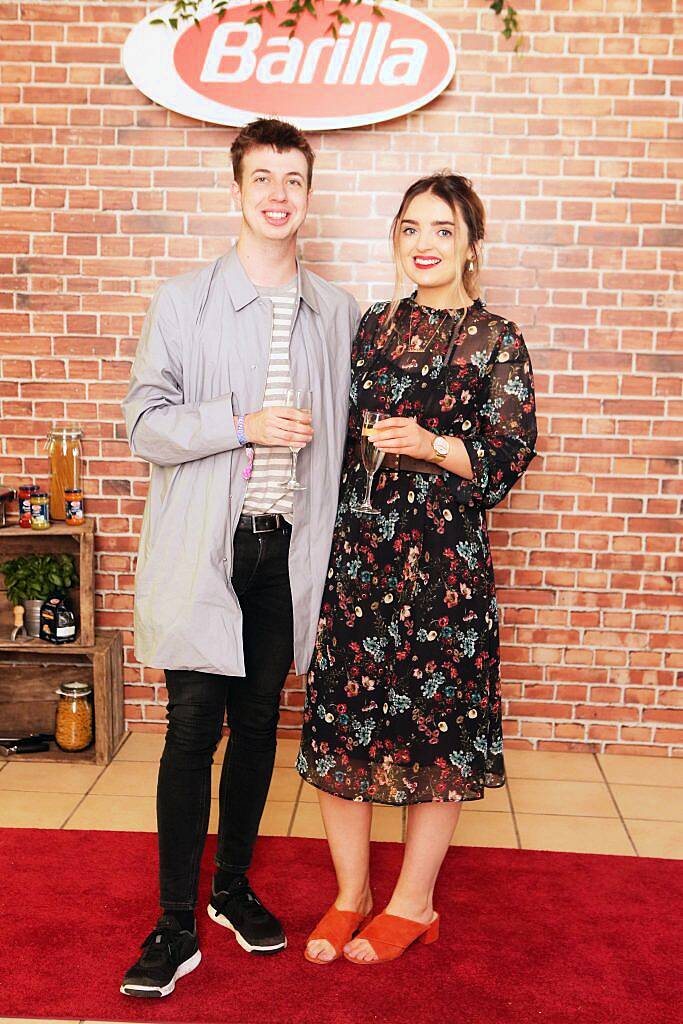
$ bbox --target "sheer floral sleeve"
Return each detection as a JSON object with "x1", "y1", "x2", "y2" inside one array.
[
  {"x1": 448, "y1": 320, "x2": 538, "y2": 510},
  {"x1": 347, "y1": 302, "x2": 390, "y2": 439},
  {"x1": 350, "y1": 302, "x2": 389, "y2": 364}
]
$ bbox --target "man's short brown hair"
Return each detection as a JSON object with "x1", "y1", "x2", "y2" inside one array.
[{"x1": 231, "y1": 118, "x2": 315, "y2": 189}]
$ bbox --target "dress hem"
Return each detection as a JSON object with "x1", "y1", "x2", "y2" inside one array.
[{"x1": 297, "y1": 766, "x2": 507, "y2": 807}]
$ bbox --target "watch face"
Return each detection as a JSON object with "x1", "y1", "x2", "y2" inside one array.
[{"x1": 433, "y1": 437, "x2": 449, "y2": 457}]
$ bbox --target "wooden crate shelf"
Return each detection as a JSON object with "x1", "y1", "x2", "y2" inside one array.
[
  {"x1": 0, "y1": 519, "x2": 124, "y2": 766},
  {"x1": 0, "y1": 518, "x2": 94, "y2": 646},
  {"x1": 0, "y1": 631, "x2": 125, "y2": 765},
  {"x1": 0, "y1": 638, "x2": 101, "y2": 654}
]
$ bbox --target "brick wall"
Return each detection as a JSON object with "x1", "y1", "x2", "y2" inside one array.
[{"x1": 1, "y1": 0, "x2": 681, "y2": 756}]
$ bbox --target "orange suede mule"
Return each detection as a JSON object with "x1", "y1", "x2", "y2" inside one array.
[
  {"x1": 342, "y1": 911, "x2": 440, "y2": 964},
  {"x1": 304, "y1": 906, "x2": 371, "y2": 964}
]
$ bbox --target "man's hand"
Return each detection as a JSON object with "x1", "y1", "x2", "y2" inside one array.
[
  {"x1": 371, "y1": 417, "x2": 434, "y2": 461},
  {"x1": 244, "y1": 407, "x2": 314, "y2": 448}
]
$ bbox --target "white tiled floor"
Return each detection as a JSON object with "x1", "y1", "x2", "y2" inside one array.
[{"x1": 2, "y1": 734, "x2": 681, "y2": 859}]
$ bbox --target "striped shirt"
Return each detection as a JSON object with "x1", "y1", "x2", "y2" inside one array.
[{"x1": 242, "y1": 278, "x2": 297, "y2": 521}]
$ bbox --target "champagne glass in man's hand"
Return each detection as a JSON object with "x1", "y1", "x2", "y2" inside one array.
[
  {"x1": 283, "y1": 388, "x2": 313, "y2": 491},
  {"x1": 243, "y1": 405, "x2": 313, "y2": 448}
]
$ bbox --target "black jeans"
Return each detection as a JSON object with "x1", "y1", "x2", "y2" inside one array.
[{"x1": 157, "y1": 524, "x2": 294, "y2": 911}]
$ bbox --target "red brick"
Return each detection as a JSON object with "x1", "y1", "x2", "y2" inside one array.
[{"x1": 0, "y1": 1, "x2": 680, "y2": 754}]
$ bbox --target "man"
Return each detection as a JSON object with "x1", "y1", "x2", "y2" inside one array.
[{"x1": 120, "y1": 118, "x2": 359, "y2": 997}]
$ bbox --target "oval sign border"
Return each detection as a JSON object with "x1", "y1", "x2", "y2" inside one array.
[{"x1": 122, "y1": 0, "x2": 456, "y2": 131}]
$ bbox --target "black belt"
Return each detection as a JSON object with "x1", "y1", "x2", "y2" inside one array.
[{"x1": 237, "y1": 512, "x2": 292, "y2": 535}]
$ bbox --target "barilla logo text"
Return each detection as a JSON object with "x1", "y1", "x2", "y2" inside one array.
[{"x1": 123, "y1": 0, "x2": 455, "y2": 130}]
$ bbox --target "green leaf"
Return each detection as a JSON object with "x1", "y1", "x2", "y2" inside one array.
[{"x1": 1, "y1": 552, "x2": 77, "y2": 602}]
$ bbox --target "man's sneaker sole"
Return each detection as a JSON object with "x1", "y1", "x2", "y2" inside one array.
[
  {"x1": 120, "y1": 949, "x2": 202, "y2": 998},
  {"x1": 207, "y1": 902, "x2": 287, "y2": 955}
]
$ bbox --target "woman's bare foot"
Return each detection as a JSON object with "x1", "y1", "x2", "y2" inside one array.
[
  {"x1": 306, "y1": 890, "x2": 373, "y2": 963},
  {"x1": 343, "y1": 898, "x2": 434, "y2": 963}
]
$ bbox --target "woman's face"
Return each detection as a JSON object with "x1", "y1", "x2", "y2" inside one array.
[{"x1": 396, "y1": 190, "x2": 471, "y2": 294}]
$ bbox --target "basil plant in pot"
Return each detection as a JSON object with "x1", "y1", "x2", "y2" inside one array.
[{"x1": 0, "y1": 553, "x2": 79, "y2": 638}]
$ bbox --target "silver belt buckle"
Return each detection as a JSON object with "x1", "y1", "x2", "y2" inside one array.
[{"x1": 252, "y1": 514, "x2": 276, "y2": 534}]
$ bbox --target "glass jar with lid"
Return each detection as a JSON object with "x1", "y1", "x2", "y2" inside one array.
[
  {"x1": 46, "y1": 423, "x2": 82, "y2": 523},
  {"x1": 30, "y1": 491, "x2": 50, "y2": 530},
  {"x1": 55, "y1": 681, "x2": 93, "y2": 752}
]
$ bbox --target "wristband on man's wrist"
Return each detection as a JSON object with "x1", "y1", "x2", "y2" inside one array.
[{"x1": 236, "y1": 414, "x2": 248, "y2": 446}]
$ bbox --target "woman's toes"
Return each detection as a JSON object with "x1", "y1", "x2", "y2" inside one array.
[
  {"x1": 307, "y1": 939, "x2": 335, "y2": 961},
  {"x1": 346, "y1": 938, "x2": 377, "y2": 961}
]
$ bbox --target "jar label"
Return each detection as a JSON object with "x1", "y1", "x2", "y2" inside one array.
[{"x1": 66, "y1": 498, "x2": 83, "y2": 520}]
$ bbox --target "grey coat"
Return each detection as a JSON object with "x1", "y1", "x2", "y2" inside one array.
[{"x1": 123, "y1": 246, "x2": 360, "y2": 676}]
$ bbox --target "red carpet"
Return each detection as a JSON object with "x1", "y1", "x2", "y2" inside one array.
[{"x1": 1, "y1": 829, "x2": 681, "y2": 1024}]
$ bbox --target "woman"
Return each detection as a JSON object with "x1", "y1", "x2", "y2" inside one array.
[{"x1": 296, "y1": 172, "x2": 538, "y2": 965}]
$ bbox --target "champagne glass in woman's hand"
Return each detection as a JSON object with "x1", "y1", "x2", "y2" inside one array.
[
  {"x1": 352, "y1": 409, "x2": 389, "y2": 515},
  {"x1": 284, "y1": 388, "x2": 312, "y2": 491}
]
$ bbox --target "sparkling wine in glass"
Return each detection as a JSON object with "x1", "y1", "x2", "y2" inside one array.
[
  {"x1": 352, "y1": 409, "x2": 389, "y2": 515},
  {"x1": 284, "y1": 388, "x2": 312, "y2": 491}
]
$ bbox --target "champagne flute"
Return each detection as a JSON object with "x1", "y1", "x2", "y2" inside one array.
[
  {"x1": 284, "y1": 388, "x2": 312, "y2": 491},
  {"x1": 352, "y1": 409, "x2": 389, "y2": 515}
]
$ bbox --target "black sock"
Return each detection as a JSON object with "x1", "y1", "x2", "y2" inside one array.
[
  {"x1": 213, "y1": 868, "x2": 245, "y2": 894},
  {"x1": 165, "y1": 909, "x2": 196, "y2": 933}
]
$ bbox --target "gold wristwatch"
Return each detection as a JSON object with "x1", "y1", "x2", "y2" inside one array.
[{"x1": 431, "y1": 435, "x2": 449, "y2": 462}]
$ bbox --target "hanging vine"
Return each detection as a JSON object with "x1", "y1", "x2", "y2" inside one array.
[{"x1": 151, "y1": 0, "x2": 522, "y2": 49}]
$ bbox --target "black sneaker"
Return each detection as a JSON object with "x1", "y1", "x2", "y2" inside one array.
[
  {"x1": 208, "y1": 876, "x2": 286, "y2": 954},
  {"x1": 120, "y1": 914, "x2": 201, "y2": 998}
]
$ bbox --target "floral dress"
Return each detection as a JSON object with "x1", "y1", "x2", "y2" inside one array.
[{"x1": 296, "y1": 295, "x2": 538, "y2": 805}]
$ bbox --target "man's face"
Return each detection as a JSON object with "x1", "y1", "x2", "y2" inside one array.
[{"x1": 232, "y1": 145, "x2": 311, "y2": 243}]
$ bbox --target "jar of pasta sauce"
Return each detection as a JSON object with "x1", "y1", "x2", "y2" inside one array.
[
  {"x1": 65, "y1": 488, "x2": 84, "y2": 524},
  {"x1": 30, "y1": 492, "x2": 50, "y2": 531},
  {"x1": 18, "y1": 484, "x2": 39, "y2": 528}
]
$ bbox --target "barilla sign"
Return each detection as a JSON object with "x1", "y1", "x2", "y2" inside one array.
[{"x1": 122, "y1": 0, "x2": 455, "y2": 130}]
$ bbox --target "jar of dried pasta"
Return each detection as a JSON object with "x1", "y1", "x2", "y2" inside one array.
[
  {"x1": 47, "y1": 423, "x2": 82, "y2": 523},
  {"x1": 55, "y1": 681, "x2": 93, "y2": 752}
]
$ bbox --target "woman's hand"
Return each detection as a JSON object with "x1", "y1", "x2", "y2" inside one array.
[{"x1": 370, "y1": 417, "x2": 434, "y2": 461}]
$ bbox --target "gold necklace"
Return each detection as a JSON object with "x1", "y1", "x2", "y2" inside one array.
[{"x1": 406, "y1": 298, "x2": 465, "y2": 354}]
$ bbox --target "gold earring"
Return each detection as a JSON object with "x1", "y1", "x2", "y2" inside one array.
[{"x1": 468, "y1": 260, "x2": 474, "y2": 272}]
